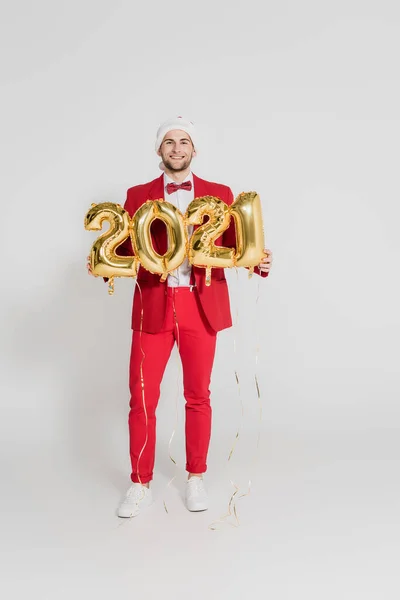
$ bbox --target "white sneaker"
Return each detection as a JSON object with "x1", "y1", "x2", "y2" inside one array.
[
  {"x1": 185, "y1": 476, "x2": 208, "y2": 512},
  {"x1": 117, "y1": 483, "x2": 153, "y2": 518}
]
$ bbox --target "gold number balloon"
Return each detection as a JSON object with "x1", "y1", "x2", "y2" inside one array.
[
  {"x1": 130, "y1": 200, "x2": 187, "y2": 281},
  {"x1": 84, "y1": 202, "x2": 138, "y2": 279},
  {"x1": 231, "y1": 192, "x2": 266, "y2": 274},
  {"x1": 186, "y1": 196, "x2": 235, "y2": 285},
  {"x1": 85, "y1": 192, "x2": 267, "y2": 290}
]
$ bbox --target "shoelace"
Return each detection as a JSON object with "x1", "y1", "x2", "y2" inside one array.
[
  {"x1": 125, "y1": 485, "x2": 147, "y2": 502},
  {"x1": 187, "y1": 478, "x2": 205, "y2": 495}
]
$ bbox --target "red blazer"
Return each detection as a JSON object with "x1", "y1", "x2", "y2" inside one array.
[{"x1": 118, "y1": 173, "x2": 267, "y2": 333}]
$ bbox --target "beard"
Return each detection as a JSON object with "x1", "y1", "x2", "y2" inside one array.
[{"x1": 160, "y1": 152, "x2": 193, "y2": 172}]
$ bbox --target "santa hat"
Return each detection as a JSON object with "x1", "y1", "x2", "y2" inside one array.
[{"x1": 155, "y1": 116, "x2": 197, "y2": 152}]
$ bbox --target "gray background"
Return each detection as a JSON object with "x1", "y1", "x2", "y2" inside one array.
[{"x1": 1, "y1": 0, "x2": 399, "y2": 598}]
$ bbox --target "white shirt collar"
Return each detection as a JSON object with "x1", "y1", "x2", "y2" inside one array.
[{"x1": 164, "y1": 171, "x2": 193, "y2": 186}]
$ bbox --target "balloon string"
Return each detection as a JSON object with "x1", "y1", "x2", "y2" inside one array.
[
  {"x1": 108, "y1": 277, "x2": 115, "y2": 295},
  {"x1": 233, "y1": 278, "x2": 263, "y2": 495},
  {"x1": 163, "y1": 291, "x2": 180, "y2": 514},
  {"x1": 254, "y1": 279, "x2": 263, "y2": 465},
  {"x1": 209, "y1": 274, "x2": 264, "y2": 531},
  {"x1": 229, "y1": 278, "x2": 264, "y2": 505},
  {"x1": 209, "y1": 268, "x2": 246, "y2": 530}
]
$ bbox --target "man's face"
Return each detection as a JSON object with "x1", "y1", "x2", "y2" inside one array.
[{"x1": 157, "y1": 129, "x2": 196, "y2": 172}]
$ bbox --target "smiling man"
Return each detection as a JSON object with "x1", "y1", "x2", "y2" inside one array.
[
  {"x1": 89, "y1": 116, "x2": 273, "y2": 518},
  {"x1": 159, "y1": 126, "x2": 194, "y2": 172}
]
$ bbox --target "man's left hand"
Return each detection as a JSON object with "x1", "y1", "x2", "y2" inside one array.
[{"x1": 258, "y1": 249, "x2": 273, "y2": 274}]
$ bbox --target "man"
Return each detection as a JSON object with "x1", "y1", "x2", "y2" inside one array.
[{"x1": 88, "y1": 117, "x2": 273, "y2": 518}]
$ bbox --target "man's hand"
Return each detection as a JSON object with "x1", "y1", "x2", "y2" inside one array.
[{"x1": 259, "y1": 249, "x2": 273, "y2": 274}]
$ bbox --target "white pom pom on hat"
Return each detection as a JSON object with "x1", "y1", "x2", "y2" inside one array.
[{"x1": 155, "y1": 116, "x2": 197, "y2": 153}]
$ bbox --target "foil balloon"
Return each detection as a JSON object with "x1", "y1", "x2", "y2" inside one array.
[
  {"x1": 131, "y1": 200, "x2": 187, "y2": 281},
  {"x1": 230, "y1": 192, "x2": 266, "y2": 274},
  {"x1": 84, "y1": 202, "x2": 138, "y2": 279},
  {"x1": 186, "y1": 195, "x2": 235, "y2": 285}
]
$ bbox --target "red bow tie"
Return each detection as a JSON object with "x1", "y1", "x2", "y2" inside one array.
[{"x1": 166, "y1": 181, "x2": 192, "y2": 194}]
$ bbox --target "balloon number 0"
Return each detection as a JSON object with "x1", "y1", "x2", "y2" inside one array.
[
  {"x1": 85, "y1": 192, "x2": 266, "y2": 286},
  {"x1": 132, "y1": 200, "x2": 188, "y2": 282}
]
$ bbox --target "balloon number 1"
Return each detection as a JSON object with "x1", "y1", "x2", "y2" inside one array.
[
  {"x1": 84, "y1": 193, "x2": 266, "y2": 286},
  {"x1": 230, "y1": 192, "x2": 266, "y2": 272}
]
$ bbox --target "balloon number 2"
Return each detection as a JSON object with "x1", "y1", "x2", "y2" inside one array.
[
  {"x1": 85, "y1": 202, "x2": 138, "y2": 278},
  {"x1": 84, "y1": 192, "x2": 266, "y2": 287},
  {"x1": 186, "y1": 195, "x2": 235, "y2": 285}
]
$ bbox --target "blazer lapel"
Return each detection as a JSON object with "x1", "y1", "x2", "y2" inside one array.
[
  {"x1": 193, "y1": 173, "x2": 208, "y2": 199},
  {"x1": 147, "y1": 174, "x2": 165, "y2": 202},
  {"x1": 192, "y1": 173, "x2": 211, "y2": 232}
]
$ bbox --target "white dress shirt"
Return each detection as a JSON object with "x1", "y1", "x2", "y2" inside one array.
[{"x1": 163, "y1": 172, "x2": 194, "y2": 287}]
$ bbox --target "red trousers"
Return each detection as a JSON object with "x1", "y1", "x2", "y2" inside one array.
[{"x1": 128, "y1": 287, "x2": 217, "y2": 483}]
